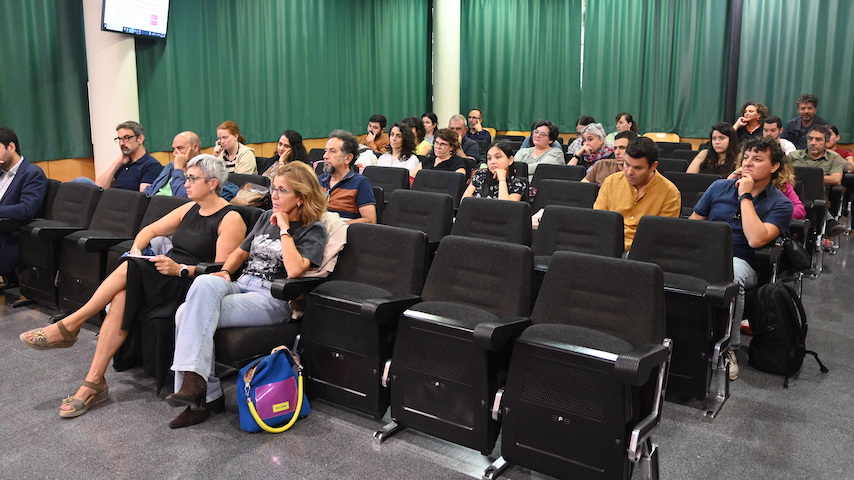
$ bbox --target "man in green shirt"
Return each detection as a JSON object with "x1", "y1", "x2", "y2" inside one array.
[{"x1": 787, "y1": 125, "x2": 845, "y2": 237}]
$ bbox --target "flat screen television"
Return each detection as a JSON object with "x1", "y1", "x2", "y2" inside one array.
[{"x1": 101, "y1": 0, "x2": 170, "y2": 39}]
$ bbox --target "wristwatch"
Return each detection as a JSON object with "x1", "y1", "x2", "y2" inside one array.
[
  {"x1": 179, "y1": 264, "x2": 189, "y2": 278},
  {"x1": 738, "y1": 193, "x2": 754, "y2": 202}
]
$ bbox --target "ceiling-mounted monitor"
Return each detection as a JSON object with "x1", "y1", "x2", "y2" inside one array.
[{"x1": 101, "y1": 0, "x2": 170, "y2": 39}]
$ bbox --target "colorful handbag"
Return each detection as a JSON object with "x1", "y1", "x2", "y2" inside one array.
[{"x1": 237, "y1": 346, "x2": 310, "y2": 433}]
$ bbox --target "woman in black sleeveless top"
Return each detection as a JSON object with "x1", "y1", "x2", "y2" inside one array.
[{"x1": 20, "y1": 154, "x2": 246, "y2": 419}]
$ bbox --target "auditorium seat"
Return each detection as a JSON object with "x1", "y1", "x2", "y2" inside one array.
[
  {"x1": 530, "y1": 179, "x2": 599, "y2": 212},
  {"x1": 530, "y1": 164, "x2": 586, "y2": 187},
  {"x1": 411, "y1": 170, "x2": 467, "y2": 210},
  {"x1": 451, "y1": 196, "x2": 532, "y2": 246},
  {"x1": 383, "y1": 189, "x2": 453, "y2": 257}
]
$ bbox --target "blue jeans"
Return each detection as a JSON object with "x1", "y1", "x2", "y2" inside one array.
[
  {"x1": 171, "y1": 274, "x2": 291, "y2": 402},
  {"x1": 731, "y1": 257, "x2": 758, "y2": 351}
]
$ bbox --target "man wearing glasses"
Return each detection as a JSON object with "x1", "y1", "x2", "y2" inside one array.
[
  {"x1": 465, "y1": 108, "x2": 492, "y2": 145},
  {"x1": 320, "y1": 130, "x2": 377, "y2": 224},
  {"x1": 95, "y1": 121, "x2": 161, "y2": 191}
]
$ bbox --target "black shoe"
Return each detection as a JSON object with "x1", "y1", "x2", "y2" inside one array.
[
  {"x1": 825, "y1": 219, "x2": 846, "y2": 238},
  {"x1": 165, "y1": 372, "x2": 207, "y2": 408},
  {"x1": 168, "y1": 396, "x2": 226, "y2": 429}
]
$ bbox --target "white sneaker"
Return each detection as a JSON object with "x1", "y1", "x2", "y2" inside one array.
[{"x1": 727, "y1": 350, "x2": 739, "y2": 380}]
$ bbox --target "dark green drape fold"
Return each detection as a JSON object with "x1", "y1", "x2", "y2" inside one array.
[
  {"x1": 0, "y1": 0, "x2": 91, "y2": 161},
  {"x1": 136, "y1": 0, "x2": 430, "y2": 152},
  {"x1": 738, "y1": 0, "x2": 854, "y2": 139},
  {"x1": 583, "y1": 0, "x2": 729, "y2": 138},
  {"x1": 460, "y1": 0, "x2": 583, "y2": 133}
]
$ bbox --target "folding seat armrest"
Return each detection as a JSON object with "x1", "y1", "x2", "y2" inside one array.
[
  {"x1": 754, "y1": 240, "x2": 783, "y2": 266},
  {"x1": 33, "y1": 225, "x2": 84, "y2": 240},
  {"x1": 789, "y1": 219, "x2": 807, "y2": 240},
  {"x1": 473, "y1": 317, "x2": 532, "y2": 351},
  {"x1": 0, "y1": 218, "x2": 29, "y2": 232},
  {"x1": 79, "y1": 234, "x2": 133, "y2": 252},
  {"x1": 195, "y1": 262, "x2": 223, "y2": 274},
  {"x1": 271, "y1": 277, "x2": 327, "y2": 300},
  {"x1": 703, "y1": 281, "x2": 738, "y2": 306},
  {"x1": 361, "y1": 294, "x2": 421, "y2": 325},
  {"x1": 614, "y1": 343, "x2": 671, "y2": 386}
]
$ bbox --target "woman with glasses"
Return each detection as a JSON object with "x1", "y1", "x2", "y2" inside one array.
[
  {"x1": 165, "y1": 161, "x2": 328, "y2": 428},
  {"x1": 515, "y1": 119, "x2": 564, "y2": 180},
  {"x1": 213, "y1": 120, "x2": 257, "y2": 174},
  {"x1": 20, "y1": 154, "x2": 246, "y2": 418},
  {"x1": 409, "y1": 128, "x2": 469, "y2": 177},
  {"x1": 567, "y1": 123, "x2": 615, "y2": 170}
]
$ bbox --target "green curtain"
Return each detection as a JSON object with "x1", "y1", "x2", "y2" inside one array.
[
  {"x1": 738, "y1": 0, "x2": 854, "y2": 139},
  {"x1": 0, "y1": 0, "x2": 91, "y2": 161},
  {"x1": 460, "y1": 0, "x2": 583, "y2": 133},
  {"x1": 582, "y1": 0, "x2": 730, "y2": 138},
  {"x1": 136, "y1": 0, "x2": 430, "y2": 152}
]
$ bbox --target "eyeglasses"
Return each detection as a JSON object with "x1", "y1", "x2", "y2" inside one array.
[
  {"x1": 468, "y1": 116, "x2": 481, "y2": 120},
  {"x1": 433, "y1": 141, "x2": 450, "y2": 148},
  {"x1": 531, "y1": 130, "x2": 550, "y2": 137},
  {"x1": 183, "y1": 174, "x2": 208, "y2": 184},
  {"x1": 270, "y1": 186, "x2": 292, "y2": 197},
  {"x1": 114, "y1": 135, "x2": 138, "y2": 143}
]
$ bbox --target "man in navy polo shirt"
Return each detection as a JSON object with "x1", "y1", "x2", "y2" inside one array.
[
  {"x1": 319, "y1": 130, "x2": 376, "y2": 224},
  {"x1": 96, "y1": 121, "x2": 161, "y2": 191},
  {"x1": 690, "y1": 136, "x2": 793, "y2": 380}
]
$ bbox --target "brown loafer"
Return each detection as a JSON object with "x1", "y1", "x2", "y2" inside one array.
[{"x1": 168, "y1": 396, "x2": 226, "y2": 429}]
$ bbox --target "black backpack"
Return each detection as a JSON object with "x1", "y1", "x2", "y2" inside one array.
[{"x1": 747, "y1": 283, "x2": 828, "y2": 387}]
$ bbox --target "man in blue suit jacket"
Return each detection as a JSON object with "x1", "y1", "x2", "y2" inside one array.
[{"x1": 0, "y1": 127, "x2": 48, "y2": 286}]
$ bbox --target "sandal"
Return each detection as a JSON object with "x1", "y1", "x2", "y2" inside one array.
[
  {"x1": 59, "y1": 380, "x2": 109, "y2": 418},
  {"x1": 19, "y1": 320, "x2": 78, "y2": 350}
]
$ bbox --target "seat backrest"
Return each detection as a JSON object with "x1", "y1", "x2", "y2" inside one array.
[
  {"x1": 530, "y1": 164, "x2": 586, "y2": 187},
  {"x1": 657, "y1": 141, "x2": 692, "y2": 155},
  {"x1": 531, "y1": 179, "x2": 599, "y2": 212},
  {"x1": 383, "y1": 189, "x2": 453, "y2": 243},
  {"x1": 372, "y1": 185, "x2": 384, "y2": 223},
  {"x1": 307, "y1": 148, "x2": 325, "y2": 164},
  {"x1": 422, "y1": 235, "x2": 532, "y2": 317},
  {"x1": 656, "y1": 158, "x2": 689, "y2": 173},
  {"x1": 451, "y1": 197, "x2": 532, "y2": 246},
  {"x1": 793, "y1": 166, "x2": 825, "y2": 201},
  {"x1": 88, "y1": 189, "x2": 149, "y2": 235},
  {"x1": 495, "y1": 135, "x2": 526, "y2": 142},
  {"x1": 140, "y1": 195, "x2": 192, "y2": 228},
  {"x1": 670, "y1": 149, "x2": 697, "y2": 161},
  {"x1": 228, "y1": 173, "x2": 270, "y2": 189},
  {"x1": 513, "y1": 161, "x2": 528, "y2": 180},
  {"x1": 532, "y1": 251, "x2": 664, "y2": 346},
  {"x1": 630, "y1": 215, "x2": 733, "y2": 284},
  {"x1": 363, "y1": 166, "x2": 410, "y2": 198},
  {"x1": 643, "y1": 132, "x2": 681, "y2": 142},
  {"x1": 231, "y1": 205, "x2": 264, "y2": 232},
  {"x1": 35, "y1": 179, "x2": 61, "y2": 218},
  {"x1": 411, "y1": 170, "x2": 467, "y2": 208},
  {"x1": 46, "y1": 182, "x2": 101, "y2": 226},
  {"x1": 331, "y1": 223, "x2": 427, "y2": 295},
  {"x1": 661, "y1": 171, "x2": 719, "y2": 211},
  {"x1": 531, "y1": 206, "x2": 623, "y2": 258}
]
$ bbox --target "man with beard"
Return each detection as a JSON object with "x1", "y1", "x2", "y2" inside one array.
[
  {"x1": 783, "y1": 94, "x2": 829, "y2": 150},
  {"x1": 96, "y1": 121, "x2": 161, "y2": 191},
  {"x1": 319, "y1": 130, "x2": 376, "y2": 224},
  {"x1": 788, "y1": 125, "x2": 846, "y2": 237}
]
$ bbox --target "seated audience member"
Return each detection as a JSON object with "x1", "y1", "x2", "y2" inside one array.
[
  {"x1": 377, "y1": 122, "x2": 420, "y2": 171},
  {"x1": 319, "y1": 130, "x2": 377, "y2": 224},
  {"x1": 0, "y1": 127, "x2": 48, "y2": 287},
  {"x1": 787, "y1": 125, "x2": 846, "y2": 237},
  {"x1": 605, "y1": 112, "x2": 639, "y2": 144},
  {"x1": 213, "y1": 120, "x2": 257, "y2": 174},
  {"x1": 730, "y1": 143, "x2": 805, "y2": 220},
  {"x1": 422, "y1": 112, "x2": 439, "y2": 144},
  {"x1": 520, "y1": 116, "x2": 569, "y2": 150},
  {"x1": 443, "y1": 114, "x2": 480, "y2": 160},
  {"x1": 688, "y1": 122, "x2": 739, "y2": 177},
  {"x1": 565, "y1": 115, "x2": 597, "y2": 155},
  {"x1": 567, "y1": 123, "x2": 615, "y2": 170},
  {"x1": 827, "y1": 125, "x2": 853, "y2": 168},
  {"x1": 19, "y1": 154, "x2": 246, "y2": 418},
  {"x1": 465, "y1": 108, "x2": 492, "y2": 144},
  {"x1": 262, "y1": 130, "x2": 309, "y2": 181},
  {"x1": 690, "y1": 136, "x2": 793, "y2": 380},
  {"x1": 411, "y1": 128, "x2": 469, "y2": 177},
  {"x1": 463, "y1": 141, "x2": 527, "y2": 201},
  {"x1": 358, "y1": 114, "x2": 389, "y2": 153},
  {"x1": 594, "y1": 137, "x2": 681, "y2": 251},
  {"x1": 515, "y1": 120, "x2": 564, "y2": 180},
  {"x1": 86, "y1": 121, "x2": 161, "y2": 191},
  {"x1": 166, "y1": 161, "x2": 328, "y2": 428},
  {"x1": 783, "y1": 94, "x2": 829, "y2": 151},
  {"x1": 733, "y1": 102, "x2": 768, "y2": 143},
  {"x1": 583, "y1": 130, "x2": 639, "y2": 185},
  {"x1": 144, "y1": 131, "x2": 202, "y2": 197},
  {"x1": 402, "y1": 116, "x2": 432, "y2": 156},
  {"x1": 763, "y1": 115, "x2": 797, "y2": 155}
]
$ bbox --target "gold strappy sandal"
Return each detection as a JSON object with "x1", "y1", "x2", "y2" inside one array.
[
  {"x1": 19, "y1": 320, "x2": 78, "y2": 350},
  {"x1": 59, "y1": 380, "x2": 109, "y2": 418}
]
